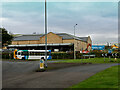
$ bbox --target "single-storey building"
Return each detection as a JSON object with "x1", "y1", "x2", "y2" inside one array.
[{"x1": 8, "y1": 32, "x2": 92, "y2": 52}]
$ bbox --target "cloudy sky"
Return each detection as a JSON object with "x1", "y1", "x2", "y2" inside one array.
[{"x1": 0, "y1": 0, "x2": 118, "y2": 44}]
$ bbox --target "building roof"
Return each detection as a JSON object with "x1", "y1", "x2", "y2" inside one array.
[
  {"x1": 13, "y1": 32, "x2": 88, "y2": 42},
  {"x1": 79, "y1": 37, "x2": 88, "y2": 42},
  {"x1": 13, "y1": 34, "x2": 43, "y2": 41},
  {"x1": 56, "y1": 33, "x2": 88, "y2": 42}
]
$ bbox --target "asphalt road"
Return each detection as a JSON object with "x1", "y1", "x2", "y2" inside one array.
[{"x1": 2, "y1": 60, "x2": 118, "y2": 88}]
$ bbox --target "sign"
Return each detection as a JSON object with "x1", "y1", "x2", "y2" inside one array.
[
  {"x1": 108, "y1": 49, "x2": 112, "y2": 53},
  {"x1": 54, "y1": 49, "x2": 59, "y2": 52},
  {"x1": 112, "y1": 53, "x2": 118, "y2": 57},
  {"x1": 92, "y1": 45, "x2": 105, "y2": 50},
  {"x1": 102, "y1": 53, "x2": 118, "y2": 57},
  {"x1": 105, "y1": 53, "x2": 107, "y2": 56},
  {"x1": 102, "y1": 53, "x2": 105, "y2": 57},
  {"x1": 115, "y1": 53, "x2": 118, "y2": 57},
  {"x1": 107, "y1": 53, "x2": 112, "y2": 56},
  {"x1": 82, "y1": 50, "x2": 89, "y2": 53}
]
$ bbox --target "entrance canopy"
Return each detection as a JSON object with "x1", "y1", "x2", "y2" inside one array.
[{"x1": 8, "y1": 43, "x2": 73, "y2": 47}]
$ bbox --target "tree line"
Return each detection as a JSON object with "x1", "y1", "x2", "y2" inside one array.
[{"x1": 0, "y1": 28, "x2": 13, "y2": 46}]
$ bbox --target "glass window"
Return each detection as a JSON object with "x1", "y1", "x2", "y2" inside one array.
[
  {"x1": 21, "y1": 51, "x2": 28, "y2": 55},
  {"x1": 15, "y1": 52, "x2": 17, "y2": 55},
  {"x1": 18, "y1": 52, "x2": 21, "y2": 55},
  {"x1": 28, "y1": 51, "x2": 50, "y2": 56},
  {"x1": 30, "y1": 52, "x2": 34, "y2": 55},
  {"x1": 40, "y1": 52, "x2": 44, "y2": 56}
]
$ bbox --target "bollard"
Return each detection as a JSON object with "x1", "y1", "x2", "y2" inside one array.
[
  {"x1": 40, "y1": 57, "x2": 45, "y2": 71},
  {"x1": 115, "y1": 57, "x2": 117, "y2": 62}
]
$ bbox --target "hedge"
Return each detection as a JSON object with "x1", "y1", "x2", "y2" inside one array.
[
  {"x1": 2, "y1": 52, "x2": 14, "y2": 59},
  {"x1": 2, "y1": 51, "x2": 120, "y2": 59}
]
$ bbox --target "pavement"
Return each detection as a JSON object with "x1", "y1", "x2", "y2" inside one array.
[{"x1": 2, "y1": 60, "x2": 118, "y2": 88}]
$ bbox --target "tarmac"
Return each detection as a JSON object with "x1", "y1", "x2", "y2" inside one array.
[{"x1": 2, "y1": 60, "x2": 118, "y2": 88}]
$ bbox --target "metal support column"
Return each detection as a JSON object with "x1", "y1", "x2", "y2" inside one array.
[{"x1": 45, "y1": 0, "x2": 47, "y2": 67}]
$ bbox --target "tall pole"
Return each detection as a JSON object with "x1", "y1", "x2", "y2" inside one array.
[
  {"x1": 45, "y1": 0, "x2": 47, "y2": 67},
  {"x1": 74, "y1": 24, "x2": 77, "y2": 60}
]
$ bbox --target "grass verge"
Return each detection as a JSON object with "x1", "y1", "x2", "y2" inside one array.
[
  {"x1": 55, "y1": 58, "x2": 120, "y2": 64},
  {"x1": 70, "y1": 65, "x2": 119, "y2": 88},
  {"x1": 2, "y1": 58, "x2": 120, "y2": 64}
]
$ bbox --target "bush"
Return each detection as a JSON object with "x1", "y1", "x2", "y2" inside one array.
[
  {"x1": 51, "y1": 52, "x2": 92, "y2": 59},
  {"x1": 2, "y1": 52, "x2": 14, "y2": 59},
  {"x1": 51, "y1": 52, "x2": 73, "y2": 59},
  {"x1": 90, "y1": 50, "x2": 103, "y2": 58}
]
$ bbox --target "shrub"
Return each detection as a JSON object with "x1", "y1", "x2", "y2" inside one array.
[{"x1": 2, "y1": 52, "x2": 14, "y2": 59}]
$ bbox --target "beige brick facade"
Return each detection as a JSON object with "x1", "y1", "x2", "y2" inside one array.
[
  {"x1": 74, "y1": 40, "x2": 88, "y2": 51},
  {"x1": 63, "y1": 39, "x2": 74, "y2": 43},
  {"x1": 40, "y1": 32, "x2": 63, "y2": 44},
  {"x1": 12, "y1": 40, "x2": 40, "y2": 45}
]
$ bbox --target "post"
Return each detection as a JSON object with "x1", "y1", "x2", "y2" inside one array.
[
  {"x1": 81, "y1": 48, "x2": 83, "y2": 63},
  {"x1": 74, "y1": 24, "x2": 77, "y2": 60},
  {"x1": 104, "y1": 56, "x2": 105, "y2": 62},
  {"x1": 45, "y1": 0, "x2": 47, "y2": 68},
  {"x1": 81, "y1": 53, "x2": 83, "y2": 63},
  {"x1": 109, "y1": 56, "x2": 111, "y2": 62},
  {"x1": 74, "y1": 26, "x2": 76, "y2": 60}
]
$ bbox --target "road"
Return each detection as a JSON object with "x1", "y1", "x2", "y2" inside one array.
[{"x1": 2, "y1": 60, "x2": 118, "y2": 88}]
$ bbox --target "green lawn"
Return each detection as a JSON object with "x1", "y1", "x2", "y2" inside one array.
[
  {"x1": 70, "y1": 65, "x2": 119, "y2": 88},
  {"x1": 3, "y1": 58, "x2": 120, "y2": 64},
  {"x1": 55, "y1": 58, "x2": 120, "y2": 64}
]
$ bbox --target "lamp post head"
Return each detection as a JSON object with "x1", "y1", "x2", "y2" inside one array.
[{"x1": 74, "y1": 24, "x2": 78, "y2": 27}]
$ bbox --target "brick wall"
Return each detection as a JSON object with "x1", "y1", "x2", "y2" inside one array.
[
  {"x1": 63, "y1": 39, "x2": 74, "y2": 43},
  {"x1": 40, "y1": 32, "x2": 63, "y2": 44},
  {"x1": 12, "y1": 40, "x2": 40, "y2": 45}
]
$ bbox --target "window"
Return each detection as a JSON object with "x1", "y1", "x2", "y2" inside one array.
[
  {"x1": 29, "y1": 52, "x2": 34, "y2": 55},
  {"x1": 18, "y1": 52, "x2": 21, "y2": 55},
  {"x1": 28, "y1": 51, "x2": 50, "y2": 56},
  {"x1": 21, "y1": 51, "x2": 28, "y2": 55},
  {"x1": 40, "y1": 52, "x2": 45, "y2": 56},
  {"x1": 15, "y1": 52, "x2": 17, "y2": 55}
]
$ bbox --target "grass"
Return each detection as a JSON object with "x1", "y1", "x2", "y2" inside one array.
[
  {"x1": 70, "y1": 65, "x2": 119, "y2": 88},
  {"x1": 55, "y1": 58, "x2": 120, "y2": 64},
  {"x1": 2, "y1": 58, "x2": 120, "y2": 64}
]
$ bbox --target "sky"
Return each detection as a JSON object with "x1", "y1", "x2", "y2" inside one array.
[{"x1": 0, "y1": 1, "x2": 118, "y2": 44}]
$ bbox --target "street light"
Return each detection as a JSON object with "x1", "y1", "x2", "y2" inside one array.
[
  {"x1": 74, "y1": 24, "x2": 77, "y2": 59},
  {"x1": 45, "y1": 0, "x2": 47, "y2": 68}
]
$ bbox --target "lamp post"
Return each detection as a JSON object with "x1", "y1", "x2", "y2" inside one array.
[
  {"x1": 45, "y1": 0, "x2": 47, "y2": 68},
  {"x1": 74, "y1": 24, "x2": 77, "y2": 59}
]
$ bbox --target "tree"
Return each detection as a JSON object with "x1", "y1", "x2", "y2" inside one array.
[{"x1": 1, "y1": 28, "x2": 13, "y2": 46}]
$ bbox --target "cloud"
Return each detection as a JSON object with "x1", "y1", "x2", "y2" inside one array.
[
  {"x1": 2, "y1": 17, "x2": 45, "y2": 34},
  {"x1": 2, "y1": 0, "x2": 119, "y2": 2},
  {"x1": 1, "y1": 2, "x2": 118, "y2": 44}
]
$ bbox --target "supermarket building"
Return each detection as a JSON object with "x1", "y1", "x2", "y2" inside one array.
[{"x1": 8, "y1": 32, "x2": 92, "y2": 52}]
